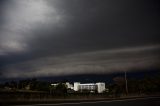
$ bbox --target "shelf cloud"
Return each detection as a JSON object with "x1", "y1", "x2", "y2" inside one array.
[{"x1": 2, "y1": 45, "x2": 160, "y2": 78}]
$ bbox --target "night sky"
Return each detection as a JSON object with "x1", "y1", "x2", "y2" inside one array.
[{"x1": 0, "y1": 0, "x2": 160, "y2": 80}]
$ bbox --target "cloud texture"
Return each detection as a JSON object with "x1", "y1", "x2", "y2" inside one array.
[
  {"x1": 2, "y1": 45, "x2": 160, "y2": 78},
  {"x1": 0, "y1": 0, "x2": 160, "y2": 79}
]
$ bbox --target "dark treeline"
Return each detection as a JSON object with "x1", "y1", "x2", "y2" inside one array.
[
  {"x1": 0, "y1": 78, "x2": 50, "y2": 91},
  {"x1": 0, "y1": 73, "x2": 160, "y2": 99},
  {"x1": 107, "y1": 73, "x2": 160, "y2": 97}
]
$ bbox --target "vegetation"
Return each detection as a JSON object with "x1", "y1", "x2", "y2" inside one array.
[
  {"x1": 50, "y1": 83, "x2": 67, "y2": 96},
  {"x1": 108, "y1": 73, "x2": 160, "y2": 97},
  {"x1": 0, "y1": 73, "x2": 160, "y2": 100}
]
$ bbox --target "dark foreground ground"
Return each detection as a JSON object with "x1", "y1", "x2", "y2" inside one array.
[{"x1": 1, "y1": 96, "x2": 160, "y2": 106}]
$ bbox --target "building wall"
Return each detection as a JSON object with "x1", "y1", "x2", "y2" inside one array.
[
  {"x1": 96, "y1": 83, "x2": 105, "y2": 93},
  {"x1": 73, "y1": 82, "x2": 105, "y2": 93},
  {"x1": 74, "y1": 82, "x2": 80, "y2": 91},
  {"x1": 78, "y1": 84, "x2": 97, "y2": 92}
]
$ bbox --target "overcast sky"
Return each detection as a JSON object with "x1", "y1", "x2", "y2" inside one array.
[{"x1": 0, "y1": 0, "x2": 160, "y2": 79}]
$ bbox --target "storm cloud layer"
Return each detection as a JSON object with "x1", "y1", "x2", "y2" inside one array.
[
  {"x1": 0, "y1": 0, "x2": 160, "y2": 79},
  {"x1": 1, "y1": 45, "x2": 160, "y2": 78}
]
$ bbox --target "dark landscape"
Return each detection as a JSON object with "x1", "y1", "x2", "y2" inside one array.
[{"x1": 0, "y1": 0, "x2": 160, "y2": 105}]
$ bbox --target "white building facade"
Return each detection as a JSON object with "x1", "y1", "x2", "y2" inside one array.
[
  {"x1": 73, "y1": 82, "x2": 80, "y2": 91},
  {"x1": 96, "y1": 82, "x2": 106, "y2": 93},
  {"x1": 51, "y1": 82, "x2": 106, "y2": 93},
  {"x1": 74, "y1": 82, "x2": 105, "y2": 93}
]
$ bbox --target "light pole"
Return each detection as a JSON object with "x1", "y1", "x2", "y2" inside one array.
[{"x1": 125, "y1": 71, "x2": 128, "y2": 95}]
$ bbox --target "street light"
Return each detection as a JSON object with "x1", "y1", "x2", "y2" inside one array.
[{"x1": 125, "y1": 71, "x2": 128, "y2": 95}]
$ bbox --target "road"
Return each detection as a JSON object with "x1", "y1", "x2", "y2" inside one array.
[{"x1": 13, "y1": 97, "x2": 160, "y2": 106}]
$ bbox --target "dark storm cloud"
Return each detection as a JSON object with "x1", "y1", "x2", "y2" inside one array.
[
  {"x1": 1, "y1": 45, "x2": 160, "y2": 78},
  {"x1": 28, "y1": 0, "x2": 160, "y2": 54},
  {"x1": 0, "y1": 0, "x2": 160, "y2": 78}
]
